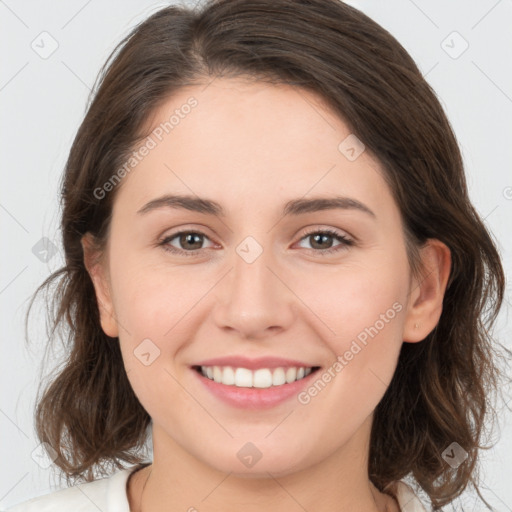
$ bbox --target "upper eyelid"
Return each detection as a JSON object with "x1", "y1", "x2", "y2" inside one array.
[{"x1": 301, "y1": 226, "x2": 352, "y2": 239}]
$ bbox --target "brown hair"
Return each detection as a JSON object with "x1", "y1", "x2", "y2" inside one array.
[{"x1": 27, "y1": 0, "x2": 509, "y2": 509}]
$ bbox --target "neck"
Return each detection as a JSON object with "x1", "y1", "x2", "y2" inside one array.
[{"x1": 128, "y1": 421, "x2": 399, "y2": 512}]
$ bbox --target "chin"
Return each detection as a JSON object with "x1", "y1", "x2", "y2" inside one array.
[{"x1": 199, "y1": 442, "x2": 316, "y2": 479}]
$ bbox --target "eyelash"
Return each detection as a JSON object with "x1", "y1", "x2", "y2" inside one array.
[{"x1": 158, "y1": 228, "x2": 354, "y2": 257}]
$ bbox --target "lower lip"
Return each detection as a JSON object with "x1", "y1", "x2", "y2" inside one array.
[{"x1": 192, "y1": 368, "x2": 320, "y2": 409}]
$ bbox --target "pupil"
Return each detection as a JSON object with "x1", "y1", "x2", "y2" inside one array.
[
  {"x1": 181, "y1": 233, "x2": 202, "y2": 249},
  {"x1": 311, "y1": 233, "x2": 332, "y2": 249}
]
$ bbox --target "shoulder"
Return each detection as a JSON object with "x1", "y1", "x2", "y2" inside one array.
[
  {"x1": 392, "y1": 480, "x2": 428, "y2": 512},
  {"x1": 3, "y1": 467, "x2": 135, "y2": 512}
]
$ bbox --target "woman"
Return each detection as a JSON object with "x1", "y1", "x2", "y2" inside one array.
[{"x1": 8, "y1": 0, "x2": 507, "y2": 510}]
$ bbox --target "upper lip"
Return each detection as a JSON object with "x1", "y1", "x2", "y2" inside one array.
[{"x1": 193, "y1": 356, "x2": 320, "y2": 370}]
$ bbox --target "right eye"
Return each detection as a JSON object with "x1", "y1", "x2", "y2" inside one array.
[{"x1": 159, "y1": 230, "x2": 216, "y2": 256}]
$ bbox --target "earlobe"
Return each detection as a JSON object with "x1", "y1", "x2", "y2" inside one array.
[
  {"x1": 81, "y1": 233, "x2": 119, "y2": 338},
  {"x1": 403, "y1": 239, "x2": 451, "y2": 343}
]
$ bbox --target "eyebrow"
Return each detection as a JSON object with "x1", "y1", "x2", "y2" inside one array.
[{"x1": 136, "y1": 194, "x2": 376, "y2": 218}]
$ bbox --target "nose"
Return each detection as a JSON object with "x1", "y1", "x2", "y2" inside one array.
[{"x1": 212, "y1": 241, "x2": 296, "y2": 340}]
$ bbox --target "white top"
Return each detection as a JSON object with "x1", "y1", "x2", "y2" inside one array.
[{"x1": 4, "y1": 466, "x2": 428, "y2": 511}]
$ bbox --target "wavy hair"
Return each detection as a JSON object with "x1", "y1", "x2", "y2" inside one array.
[{"x1": 27, "y1": 0, "x2": 509, "y2": 509}]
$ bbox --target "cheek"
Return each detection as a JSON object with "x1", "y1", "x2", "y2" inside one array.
[
  {"x1": 290, "y1": 257, "x2": 408, "y2": 400},
  {"x1": 110, "y1": 257, "x2": 209, "y2": 339},
  {"x1": 111, "y1": 268, "x2": 200, "y2": 419},
  {"x1": 292, "y1": 258, "x2": 408, "y2": 343},
  {"x1": 107, "y1": 261, "x2": 197, "y2": 393}
]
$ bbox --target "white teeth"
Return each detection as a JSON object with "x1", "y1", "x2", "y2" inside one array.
[
  {"x1": 213, "y1": 366, "x2": 222, "y2": 383},
  {"x1": 222, "y1": 366, "x2": 235, "y2": 385},
  {"x1": 199, "y1": 365, "x2": 315, "y2": 387},
  {"x1": 272, "y1": 368, "x2": 286, "y2": 386},
  {"x1": 285, "y1": 367, "x2": 297, "y2": 383},
  {"x1": 235, "y1": 368, "x2": 253, "y2": 387},
  {"x1": 253, "y1": 369, "x2": 272, "y2": 388}
]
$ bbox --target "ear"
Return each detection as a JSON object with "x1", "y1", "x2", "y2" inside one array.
[
  {"x1": 81, "y1": 233, "x2": 119, "y2": 338},
  {"x1": 403, "y1": 239, "x2": 451, "y2": 343}
]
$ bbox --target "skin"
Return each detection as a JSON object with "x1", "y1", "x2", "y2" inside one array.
[{"x1": 82, "y1": 77, "x2": 451, "y2": 512}]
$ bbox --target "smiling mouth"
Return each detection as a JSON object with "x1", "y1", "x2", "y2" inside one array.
[{"x1": 192, "y1": 365, "x2": 321, "y2": 388}]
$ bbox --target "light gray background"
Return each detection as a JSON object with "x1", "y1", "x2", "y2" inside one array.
[{"x1": 1, "y1": 0, "x2": 511, "y2": 510}]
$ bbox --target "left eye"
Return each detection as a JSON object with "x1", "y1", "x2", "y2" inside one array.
[{"x1": 296, "y1": 229, "x2": 353, "y2": 254}]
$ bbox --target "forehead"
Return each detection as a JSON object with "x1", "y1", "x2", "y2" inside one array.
[{"x1": 113, "y1": 77, "x2": 393, "y2": 220}]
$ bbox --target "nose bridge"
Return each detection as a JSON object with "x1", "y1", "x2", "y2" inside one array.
[{"x1": 213, "y1": 236, "x2": 294, "y2": 338}]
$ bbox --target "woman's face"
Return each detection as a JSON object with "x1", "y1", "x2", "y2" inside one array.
[{"x1": 87, "y1": 78, "x2": 425, "y2": 476}]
